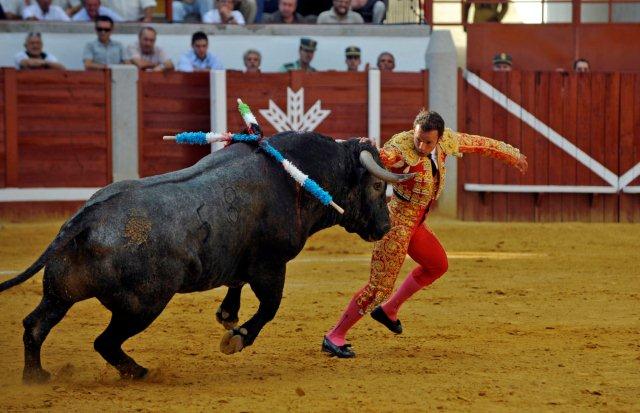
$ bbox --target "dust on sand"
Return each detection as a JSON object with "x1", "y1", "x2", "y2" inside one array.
[{"x1": 0, "y1": 216, "x2": 638, "y2": 411}]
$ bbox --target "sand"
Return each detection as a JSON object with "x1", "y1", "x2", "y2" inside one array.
[{"x1": 0, "y1": 216, "x2": 638, "y2": 412}]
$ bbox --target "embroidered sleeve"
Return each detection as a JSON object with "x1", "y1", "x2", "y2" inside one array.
[
  {"x1": 453, "y1": 130, "x2": 522, "y2": 166},
  {"x1": 379, "y1": 146, "x2": 404, "y2": 169}
]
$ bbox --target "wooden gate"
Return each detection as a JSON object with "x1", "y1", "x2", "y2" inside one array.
[{"x1": 458, "y1": 70, "x2": 640, "y2": 222}]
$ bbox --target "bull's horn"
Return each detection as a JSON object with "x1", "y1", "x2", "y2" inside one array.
[{"x1": 359, "y1": 151, "x2": 415, "y2": 183}]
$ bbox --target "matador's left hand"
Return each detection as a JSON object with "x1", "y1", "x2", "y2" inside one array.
[{"x1": 516, "y1": 154, "x2": 528, "y2": 174}]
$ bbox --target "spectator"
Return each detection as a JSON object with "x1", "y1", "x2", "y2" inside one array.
[
  {"x1": 463, "y1": 0, "x2": 508, "y2": 26},
  {"x1": 377, "y1": 51, "x2": 395, "y2": 71},
  {"x1": 52, "y1": 0, "x2": 82, "y2": 17},
  {"x1": 22, "y1": 0, "x2": 71, "y2": 21},
  {"x1": 281, "y1": 37, "x2": 317, "y2": 72},
  {"x1": 0, "y1": 0, "x2": 25, "y2": 19},
  {"x1": 73, "y1": 0, "x2": 123, "y2": 22},
  {"x1": 83, "y1": 16, "x2": 126, "y2": 70},
  {"x1": 492, "y1": 52, "x2": 512, "y2": 71},
  {"x1": 317, "y1": 0, "x2": 364, "y2": 23},
  {"x1": 262, "y1": 0, "x2": 306, "y2": 23},
  {"x1": 345, "y1": 46, "x2": 361, "y2": 72},
  {"x1": 172, "y1": 0, "x2": 212, "y2": 22},
  {"x1": 128, "y1": 27, "x2": 174, "y2": 72},
  {"x1": 243, "y1": 49, "x2": 261, "y2": 73},
  {"x1": 351, "y1": 0, "x2": 386, "y2": 23},
  {"x1": 14, "y1": 32, "x2": 65, "y2": 70},
  {"x1": 177, "y1": 31, "x2": 224, "y2": 72},
  {"x1": 233, "y1": 0, "x2": 256, "y2": 23},
  {"x1": 101, "y1": 0, "x2": 156, "y2": 22},
  {"x1": 574, "y1": 58, "x2": 590, "y2": 73},
  {"x1": 203, "y1": 0, "x2": 245, "y2": 24}
]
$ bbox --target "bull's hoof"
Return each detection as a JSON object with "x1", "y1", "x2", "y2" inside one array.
[
  {"x1": 22, "y1": 368, "x2": 51, "y2": 384},
  {"x1": 215, "y1": 307, "x2": 239, "y2": 330},
  {"x1": 220, "y1": 328, "x2": 247, "y2": 355},
  {"x1": 119, "y1": 365, "x2": 149, "y2": 380}
]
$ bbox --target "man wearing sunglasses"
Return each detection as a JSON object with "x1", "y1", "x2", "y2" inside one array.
[
  {"x1": 345, "y1": 46, "x2": 361, "y2": 72},
  {"x1": 83, "y1": 15, "x2": 127, "y2": 70}
]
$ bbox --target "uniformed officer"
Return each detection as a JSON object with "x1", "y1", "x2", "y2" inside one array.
[
  {"x1": 281, "y1": 37, "x2": 317, "y2": 72},
  {"x1": 345, "y1": 45, "x2": 361, "y2": 72},
  {"x1": 492, "y1": 52, "x2": 512, "y2": 71}
]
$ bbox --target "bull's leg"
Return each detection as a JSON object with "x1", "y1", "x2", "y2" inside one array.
[
  {"x1": 216, "y1": 286, "x2": 243, "y2": 329},
  {"x1": 220, "y1": 264, "x2": 285, "y2": 355},
  {"x1": 94, "y1": 300, "x2": 169, "y2": 379},
  {"x1": 22, "y1": 296, "x2": 72, "y2": 383}
]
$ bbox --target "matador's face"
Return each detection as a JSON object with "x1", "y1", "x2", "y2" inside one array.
[{"x1": 413, "y1": 125, "x2": 439, "y2": 155}]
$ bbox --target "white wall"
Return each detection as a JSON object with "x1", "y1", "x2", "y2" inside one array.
[{"x1": 0, "y1": 28, "x2": 430, "y2": 72}]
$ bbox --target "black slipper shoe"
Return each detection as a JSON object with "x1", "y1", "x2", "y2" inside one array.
[
  {"x1": 322, "y1": 336, "x2": 356, "y2": 358},
  {"x1": 371, "y1": 306, "x2": 403, "y2": 334}
]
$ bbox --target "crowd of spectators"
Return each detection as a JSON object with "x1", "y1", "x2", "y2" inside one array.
[
  {"x1": 13, "y1": 19, "x2": 399, "y2": 73},
  {"x1": 0, "y1": 0, "x2": 389, "y2": 24}
]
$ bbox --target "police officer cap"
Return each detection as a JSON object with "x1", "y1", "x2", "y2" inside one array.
[
  {"x1": 300, "y1": 38, "x2": 317, "y2": 52},
  {"x1": 493, "y1": 52, "x2": 512, "y2": 66},
  {"x1": 345, "y1": 46, "x2": 361, "y2": 58}
]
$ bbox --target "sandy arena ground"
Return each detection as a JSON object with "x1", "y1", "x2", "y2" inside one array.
[{"x1": 0, "y1": 215, "x2": 638, "y2": 412}]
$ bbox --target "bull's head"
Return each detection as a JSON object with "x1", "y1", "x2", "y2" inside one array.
[{"x1": 339, "y1": 141, "x2": 413, "y2": 242}]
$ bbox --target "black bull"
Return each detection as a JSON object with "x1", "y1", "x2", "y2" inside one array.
[{"x1": 0, "y1": 132, "x2": 410, "y2": 383}]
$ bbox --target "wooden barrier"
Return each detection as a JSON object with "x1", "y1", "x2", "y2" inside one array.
[
  {"x1": 1, "y1": 69, "x2": 112, "y2": 188},
  {"x1": 380, "y1": 71, "x2": 429, "y2": 144},
  {"x1": 138, "y1": 71, "x2": 211, "y2": 177},
  {"x1": 458, "y1": 70, "x2": 640, "y2": 222},
  {"x1": 467, "y1": 24, "x2": 640, "y2": 72}
]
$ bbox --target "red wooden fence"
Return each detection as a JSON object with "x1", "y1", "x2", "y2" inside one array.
[
  {"x1": 138, "y1": 71, "x2": 211, "y2": 177},
  {"x1": 381, "y1": 71, "x2": 429, "y2": 144},
  {"x1": 1, "y1": 69, "x2": 112, "y2": 189},
  {"x1": 458, "y1": 70, "x2": 640, "y2": 222}
]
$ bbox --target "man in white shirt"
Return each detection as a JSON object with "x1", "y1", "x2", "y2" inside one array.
[
  {"x1": 127, "y1": 27, "x2": 174, "y2": 71},
  {"x1": 14, "y1": 32, "x2": 65, "y2": 70},
  {"x1": 317, "y1": 0, "x2": 364, "y2": 24},
  {"x1": 72, "y1": 0, "x2": 123, "y2": 21},
  {"x1": 52, "y1": 0, "x2": 82, "y2": 17},
  {"x1": 202, "y1": 0, "x2": 245, "y2": 24},
  {"x1": 1, "y1": 0, "x2": 26, "y2": 19},
  {"x1": 101, "y1": 0, "x2": 156, "y2": 22},
  {"x1": 22, "y1": 0, "x2": 71, "y2": 21}
]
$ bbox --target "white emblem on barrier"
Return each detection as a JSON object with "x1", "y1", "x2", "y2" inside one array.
[{"x1": 259, "y1": 87, "x2": 331, "y2": 132}]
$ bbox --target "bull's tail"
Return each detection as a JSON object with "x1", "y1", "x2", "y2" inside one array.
[{"x1": 0, "y1": 195, "x2": 107, "y2": 293}]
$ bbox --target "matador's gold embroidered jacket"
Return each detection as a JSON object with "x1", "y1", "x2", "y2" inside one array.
[
  {"x1": 354, "y1": 129, "x2": 522, "y2": 313},
  {"x1": 380, "y1": 128, "x2": 522, "y2": 207}
]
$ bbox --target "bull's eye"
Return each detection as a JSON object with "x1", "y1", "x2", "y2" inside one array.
[{"x1": 373, "y1": 182, "x2": 383, "y2": 191}]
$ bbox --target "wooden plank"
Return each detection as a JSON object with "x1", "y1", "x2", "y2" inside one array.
[
  {"x1": 619, "y1": 74, "x2": 640, "y2": 222},
  {"x1": 456, "y1": 69, "x2": 465, "y2": 220},
  {"x1": 574, "y1": 73, "x2": 592, "y2": 222},
  {"x1": 534, "y1": 72, "x2": 550, "y2": 222},
  {"x1": 0, "y1": 70, "x2": 5, "y2": 188},
  {"x1": 561, "y1": 74, "x2": 578, "y2": 222},
  {"x1": 547, "y1": 72, "x2": 565, "y2": 222},
  {"x1": 4, "y1": 68, "x2": 18, "y2": 186},
  {"x1": 476, "y1": 70, "x2": 494, "y2": 221},
  {"x1": 17, "y1": 70, "x2": 106, "y2": 84},
  {"x1": 603, "y1": 73, "x2": 619, "y2": 222},
  {"x1": 491, "y1": 71, "x2": 508, "y2": 221},
  {"x1": 380, "y1": 72, "x2": 427, "y2": 144},
  {"x1": 504, "y1": 70, "x2": 529, "y2": 222},
  {"x1": 104, "y1": 69, "x2": 112, "y2": 185},
  {"x1": 463, "y1": 69, "x2": 482, "y2": 221},
  {"x1": 589, "y1": 73, "x2": 607, "y2": 222},
  {"x1": 518, "y1": 72, "x2": 536, "y2": 221}
]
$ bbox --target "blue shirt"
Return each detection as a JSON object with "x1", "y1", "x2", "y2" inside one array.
[{"x1": 176, "y1": 49, "x2": 224, "y2": 72}]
